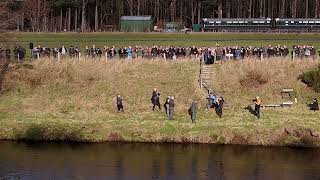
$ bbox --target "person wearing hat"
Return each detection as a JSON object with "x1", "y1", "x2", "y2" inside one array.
[
  {"x1": 254, "y1": 96, "x2": 262, "y2": 119},
  {"x1": 309, "y1": 98, "x2": 319, "y2": 111}
]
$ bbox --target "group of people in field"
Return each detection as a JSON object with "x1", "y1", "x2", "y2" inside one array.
[
  {"x1": 23, "y1": 44, "x2": 319, "y2": 62},
  {"x1": 115, "y1": 88, "x2": 265, "y2": 122},
  {"x1": 116, "y1": 88, "x2": 319, "y2": 122},
  {"x1": 116, "y1": 89, "x2": 177, "y2": 121}
]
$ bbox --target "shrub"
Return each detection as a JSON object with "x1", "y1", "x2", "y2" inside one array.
[
  {"x1": 239, "y1": 70, "x2": 268, "y2": 88},
  {"x1": 298, "y1": 66, "x2": 320, "y2": 93}
]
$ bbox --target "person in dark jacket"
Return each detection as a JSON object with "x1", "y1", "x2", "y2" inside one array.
[
  {"x1": 309, "y1": 98, "x2": 319, "y2": 111},
  {"x1": 151, "y1": 88, "x2": 161, "y2": 111},
  {"x1": 116, "y1": 94, "x2": 124, "y2": 112},
  {"x1": 168, "y1": 96, "x2": 175, "y2": 120},
  {"x1": 5, "y1": 48, "x2": 11, "y2": 60},
  {"x1": 188, "y1": 101, "x2": 198, "y2": 123},
  {"x1": 253, "y1": 96, "x2": 262, "y2": 119},
  {"x1": 215, "y1": 97, "x2": 224, "y2": 118}
]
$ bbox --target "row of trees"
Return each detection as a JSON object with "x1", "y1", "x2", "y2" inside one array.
[{"x1": 2, "y1": 0, "x2": 320, "y2": 32}]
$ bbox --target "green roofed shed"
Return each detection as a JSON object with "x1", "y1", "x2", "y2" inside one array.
[{"x1": 120, "y1": 16, "x2": 153, "y2": 32}]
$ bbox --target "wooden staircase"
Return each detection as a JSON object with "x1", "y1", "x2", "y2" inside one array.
[{"x1": 200, "y1": 64, "x2": 214, "y2": 94}]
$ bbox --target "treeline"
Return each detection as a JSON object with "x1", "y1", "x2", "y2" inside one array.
[{"x1": 2, "y1": 0, "x2": 320, "y2": 32}]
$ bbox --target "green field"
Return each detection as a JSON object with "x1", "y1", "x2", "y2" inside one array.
[
  {"x1": 12, "y1": 32, "x2": 320, "y2": 52},
  {"x1": 0, "y1": 58, "x2": 319, "y2": 147}
]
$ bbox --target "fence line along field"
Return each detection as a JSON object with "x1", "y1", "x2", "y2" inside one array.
[
  {"x1": 14, "y1": 33, "x2": 320, "y2": 55},
  {"x1": 0, "y1": 58, "x2": 319, "y2": 147}
]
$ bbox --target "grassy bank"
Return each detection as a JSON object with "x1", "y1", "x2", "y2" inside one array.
[{"x1": 0, "y1": 58, "x2": 320, "y2": 147}]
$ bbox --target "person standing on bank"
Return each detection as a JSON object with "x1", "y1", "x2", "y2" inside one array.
[
  {"x1": 164, "y1": 96, "x2": 170, "y2": 117},
  {"x1": 168, "y1": 96, "x2": 175, "y2": 120},
  {"x1": 151, "y1": 88, "x2": 161, "y2": 111},
  {"x1": 253, "y1": 96, "x2": 262, "y2": 119},
  {"x1": 116, "y1": 94, "x2": 124, "y2": 112},
  {"x1": 189, "y1": 101, "x2": 198, "y2": 123},
  {"x1": 215, "y1": 97, "x2": 224, "y2": 118}
]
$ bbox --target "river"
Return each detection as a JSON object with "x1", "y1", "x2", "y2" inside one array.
[{"x1": 0, "y1": 142, "x2": 320, "y2": 180}]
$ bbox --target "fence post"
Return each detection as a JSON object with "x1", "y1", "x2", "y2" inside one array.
[
  {"x1": 292, "y1": 51, "x2": 295, "y2": 61},
  {"x1": 199, "y1": 56, "x2": 203, "y2": 89}
]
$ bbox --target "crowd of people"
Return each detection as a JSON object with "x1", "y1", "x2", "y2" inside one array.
[
  {"x1": 0, "y1": 44, "x2": 318, "y2": 63},
  {"x1": 0, "y1": 46, "x2": 26, "y2": 61},
  {"x1": 25, "y1": 44, "x2": 319, "y2": 62}
]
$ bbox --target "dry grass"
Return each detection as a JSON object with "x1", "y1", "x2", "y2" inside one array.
[
  {"x1": 211, "y1": 57, "x2": 320, "y2": 107},
  {"x1": 0, "y1": 58, "x2": 320, "y2": 147}
]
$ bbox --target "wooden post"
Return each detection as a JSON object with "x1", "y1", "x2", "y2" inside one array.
[{"x1": 292, "y1": 51, "x2": 295, "y2": 61}]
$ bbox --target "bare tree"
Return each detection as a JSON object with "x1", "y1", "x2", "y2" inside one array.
[{"x1": 81, "y1": 0, "x2": 88, "y2": 32}]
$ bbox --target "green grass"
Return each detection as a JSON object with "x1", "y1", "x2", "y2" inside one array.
[
  {"x1": 0, "y1": 59, "x2": 320, "y2": 147},
  {"x1": 12, "y1": 32, "x2": 320, "y2": 54}
]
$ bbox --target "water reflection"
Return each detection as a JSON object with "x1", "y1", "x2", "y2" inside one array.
[{"x1": 0, "y1": 142, "x2": 320, "y2": 180}]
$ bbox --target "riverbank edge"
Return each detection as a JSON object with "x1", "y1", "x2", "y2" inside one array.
[{"x1": 1, "y1": 125, "x2": 319, "y2": 148}]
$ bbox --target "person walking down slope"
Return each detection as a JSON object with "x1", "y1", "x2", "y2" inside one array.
[
  {"x1": 116, "y1": 94, "x2": 124, "y2": 112},
  {"x1": 151, "y1": 88, "x2": 161, "y2": 111},
  {"x1": 253, "y1": 96, "x2": 262, "y2": 119},
  {"x1": 189, "y1": 101, "x2": 198, "y2": 123}
]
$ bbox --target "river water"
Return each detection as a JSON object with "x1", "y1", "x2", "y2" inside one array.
[{"x1": 0, "y1": 142, "x2": 320, "y2": 180}]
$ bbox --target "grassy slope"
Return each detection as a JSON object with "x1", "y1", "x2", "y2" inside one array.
[{"x1": 0, "y1": 58, "x2": 320, "y2": 147}]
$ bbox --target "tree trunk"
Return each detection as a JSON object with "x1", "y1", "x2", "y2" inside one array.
[
  {"x1": 197, "y1": 0, "x2": 201, "y2": 24},
  {"x1": 292, "y1": 0, "x2": 297, "y2": 18},
  {"x1": 68, "y1": 8, "x2": 71, "y2": 31},
  {"x1": 316, "y1": 0, "x2": 319, "y2": 18},
  {"x1": 137, "y1": 0, "x2": 140, "y2": 15},
  {"x1": 81, "y1": 0, "x2": 88, "y2": 32},
  {"x1": 21, "y1": 12, "x2": 24, "y2": 31},
  {"x1": 248, "y1": 0, "x2": 253, "y2": 18},
  {"x1": 281, "y1": 0, "x2": 286, "y2": 18},
  {"x1": 218, "y1": 0, "x2": 222, "y2": 18},
  {"x1": 37, "y1": 0, "x2": 40, "y2": 31},
  {"x1": 191, "y1": 1, "x2": 196, "y2": 25},
  {"x1": 263, "y1": 0, "x2": 267, "y2": 18},
  {"x1": 60, "y1": 8, "x2": 63, "y2": 31},
  {"x1": 129, "y1": 0, "x2": 133, "y2": 16},
  {"x1": 305, "y1": 0, "x2": 309, "y2": 18},
  {"x1": 259, "y1": 0, "x2": 263, "y2": 17},
  {"x1": 226, "y1": 0, "x2": 231, "y2": 18},
  {"x1": 95, "y1": 0, "x2": 98, "y2": 32},
  {"x1": 75, "y1": 8, "x2": 78, "y2": 31}
]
